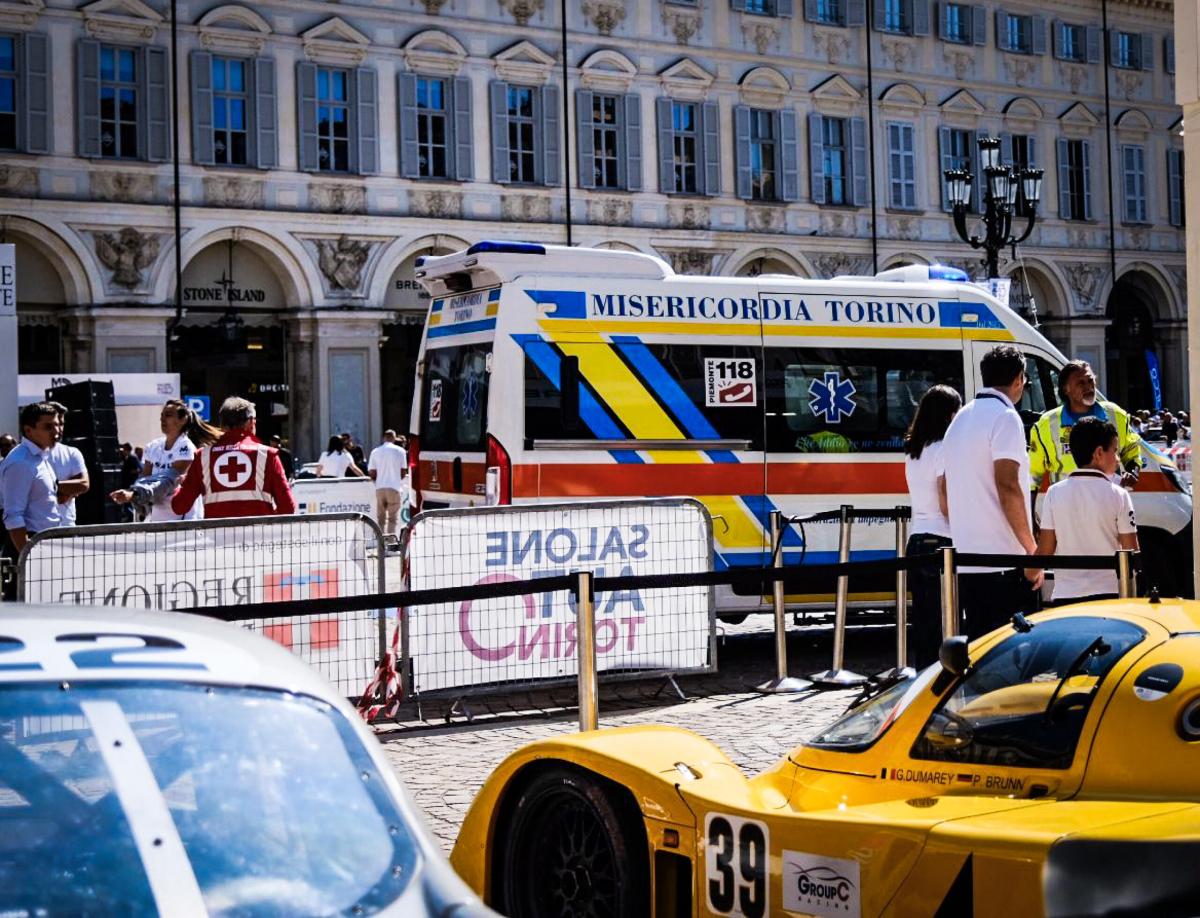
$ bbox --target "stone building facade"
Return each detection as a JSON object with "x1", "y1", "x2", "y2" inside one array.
[{"x1": 0, "y1": 0, "x2": 1184, "y2": 458}]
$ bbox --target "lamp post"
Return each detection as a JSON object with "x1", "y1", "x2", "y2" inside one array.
[{"x1": 944, "y1": 136, "x2": 1044, "y2": 284}]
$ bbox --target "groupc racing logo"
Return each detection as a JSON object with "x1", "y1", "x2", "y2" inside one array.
[{"x1": 782, "y1": 851, "x2": 861, "y2": 918}]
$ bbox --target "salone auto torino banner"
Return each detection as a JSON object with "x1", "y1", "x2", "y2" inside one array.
[
  {"x1": 21, "y1": 518, "x2": 380, "y2": 694},
  {"x1": 405, "y1": 500, "x2": 714, "y2": 694}
]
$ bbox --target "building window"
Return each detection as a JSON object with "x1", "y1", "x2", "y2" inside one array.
[
  {"x1": 657, "y1": 98, "x2": 718, "y2": 196},
  {"x1": 744, "y1": 0, "x2": 773, "y2": 13},
  {"x1": 0, "y1": 36, "x2": 15, "y2": 151},
  {"x1": 1057, "y1": 138, "x2": 1092, "y2": 221},
  {"x1": 1005, "y1": 133, "x2": 1037, "y2": 213},
  {"x1": 735, "y1": 105, "x2": 796, "y2": 202},
  {"x1": 1168, "y1": 149, "x2": 1184, "y2": 227},
  {"x1": 589, "y1": 94, "x2": 620, "y2": 189},
  {"x1": 577, "y1": 90, "x2": 641, "y2": 192},
  {"x1": 315, "y1": 66, "x2": 349, "y2": 172},
  {"x1": 1121, "y1": 144, "x2": 1147, "y2": 224},
  {"x1": 887, "y1": 122, "x2": 916, "y2": 209},
  {"x1": 814, "y1": 0, "x2": 842, "y2": 25},
  {"x1": 881, "y1": 0, "x2": 908, "y2": 33},
  {"x1": 1058, "y1": 23, "x2": 1085, "y2": 61},
  {"x1": 809, "y1": 113, "x2": 865, "y2": 206},
  {"x1": 997, "y1": 11, "x2": 1045, "y2": 54},
  {"x1": 942, "y1": 3, "x2": 968, "y2": 42},
  {"x1": 672, "y1": 101, "x2": 699, "y2": 194},
  {"x1": 211, "y1": 57, "x2": 247, "y2": 166},
  {"x1": 506, "y1": 85, "x2": 538, "y2": 184},
  {"x1": 1006, "y1": 13, "x2": 1030, "y2": 52},
  {"x1": 1112, "y1": 31, "x2": 1150, "y2": 70},
  {"x1": 416, "y1": 77, "x2": 448, "y2": 179},
  {"x1": 749, "y1": 109, "x2": 776, "y2": 201},
  {"x1": 939, "y1": 127, "x2": 979, "y2": 212},
  {"x1": 99, "y1": 45, "x2": 138, "y2": 159},
  {"x1": 822, "y1": 116, "x2": 848, "y2": 204}
]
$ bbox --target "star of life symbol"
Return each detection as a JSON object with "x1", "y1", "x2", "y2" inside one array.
[
  {"x1": 214, "y1": 451, "x2": 253, "y2": 488},
  {"x1": 808, "y1": 371, "x2": 857, "y2": 424}
]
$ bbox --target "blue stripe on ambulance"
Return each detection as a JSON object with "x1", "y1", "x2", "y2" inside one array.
[
  {"x1": 513, "y1": 334, "x2": 642, "y2": 465},
  {"x1": 609, "y1": 336, "x2": 738, "y2": 464},
  {"x1": 428, "y1": 318, "x2": 496, "y2": 338},
  {"x1": 938, "y1": 301, "x2": 1004, "y2": 329},
  {"x1": 524, "y1": 289, "x2": 587, "y2": 319}
]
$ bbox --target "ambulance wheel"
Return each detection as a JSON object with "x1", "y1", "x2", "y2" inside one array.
[
  {"x1": 496, "y1": 765, "x2": 648, "y2": 918},
  {"x1": 1139, "y1": 529, "x2": 1182, "y2": 598}
]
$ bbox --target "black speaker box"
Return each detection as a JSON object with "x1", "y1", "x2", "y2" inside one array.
[
  {"x1": 46, "y1": 380, "x2": 116, "y2": 413},
  {"x1": 73, "y1": 462, "x2": 126, "y2": 526}
]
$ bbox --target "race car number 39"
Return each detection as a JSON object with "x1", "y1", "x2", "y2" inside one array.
[{"x1": 704, "y1": 812, "x2": 768, "y2": 918}]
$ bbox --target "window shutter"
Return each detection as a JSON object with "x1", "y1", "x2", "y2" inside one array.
[
  {"x1": 76, "y1": 40, "x2": 101, "y2": 157},
  {"x1": 1056, "y1": 138, "x2": 1071, "y2": 217},
  {"x1": 777, "y1": 0, "x2": 794, "y2": 16},
  {"x1": 912, "y1": 0, "x2": 931, "y2": 37},
  {"x1": 1120, "y1": 144, "x2": 1133, "y2": 221},
  {"x1": 623, "y1": 93, "x2": 642, "y2": 191},
  {"x1": 972, "y1": 6, "x2": 987, "y2": 45},
  {"x1": 804, "y1": 0, "x2": 819, "y2": 22},
  {"x1": 450, "y1": 78, "x2": 472, "y2": 181},
  {"x1": 490, "y1": 80, "x2": 510, "y2": 183},
  {"x1": 142, "y1": 46, "x2": 170, "y2": 163},
  {"x1": 701, "y1": 99, "x2": 720, "y2": 196},
  {"x1": 1166, "y1": 36, "x2": 1175, "y2": 75},
  {"x1": 530, "y1": 83, "x2": 544, "y2": 184},
  {"x1": 873, "y1": 0, "x2": 886, "y2": 31},
  {"x1": 1081, "y1": 140, "x2": 1092, "y2": 219},
  {"x1": 20, "y1": 33, "x2": 50, "y2": 154},
  {"x1": 938, "y1": 126, "x2": 954, "y2": 211},
  {"x1": 995, "y1": 10, "x2": 1009, "y2": 50},
  {"x1": 1168, "y1": 149, "x2": 1183, "y2": 227},
  {"x1": 1138, "y1": 146, "x2": 1148, "y2": 223},
  {"x1": 1027, "y1": 135, "x2": 1036, "y2": 167},
  {"x1": 936, "y1": 2, "x2": 949, "y2": 40},
  {"x1": 846, "y1": 0, "x2": 865, "y2": 27},
  {"x1": 850, "y1": 116, "x2": 868, "y2": 206},
  {"x1": 1086, "y1": 26, "x2": 1101, "y2": 63},
  {"x1": 296, "y1": 61, "x2": 319, "y2": 172},
  {"x1": 1000, "y1": 131, "x2": 1013, "y2": 165},
  {"x1": 1140, "y1": 33, "x2": 1153, "y2": 71},
  {"x1": 1109, "y1": 29, "x2": 1120, "y2": 67},
  {"x1": 189, "y1": 51, "x2": 215, "y2": 166},
  {"x1": 779, "y1": 108, "x2": 799, "y2": 202},
  {"x1": 734, "y1": 104, "x2": 751, "y2": 200},
  {"x1": 1030, "y1": 15, "x2": 1047, "y2": 55},
  {"x1": 1052, "y1": 21, "x2": 1064, "y2": 59},
  {"x1": 254, "y1": 58, "x2": 277, "y2": 170},
  {"x1": 887, "y1": 123, "x2": 901, "y2": 206},
  {"x1": 973, "y1": 128, "x2": 986, "y2": 212},
  {"x1": 353, "y1": 67, "x2": 379, "y2": 174},
  {"x1": 808, "y1": 112, "x2": 825, "y2": 204},
  {"x1": 656, "y1": 97, "x2": 674, "y2": 193},
  {"x1": 576, "y1": 89, "x2": 595, "y2": 190},
  {"x1": 398, "y1": 73, "x2": 419, "y2": 178},
  {"x1": 541, "y1": 83, "x2": 560, "y2": 187}
]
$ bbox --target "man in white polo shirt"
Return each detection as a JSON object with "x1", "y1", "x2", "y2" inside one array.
[
  {"x1": 367, "y1": 429, "x2": 408, "y2": 536},
  {"x1": 942, "y1": 345, "x2": 1041, "y2": 638}
]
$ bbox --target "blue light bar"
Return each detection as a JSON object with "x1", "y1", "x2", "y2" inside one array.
[
  {"x1": 927, "y1": 264, "x2": 970, "y2": 282},
  {"x1": 466, "y1": 241, "x2": 547, "y2": 256}
]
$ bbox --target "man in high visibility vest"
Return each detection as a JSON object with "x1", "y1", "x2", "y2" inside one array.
[
  {"x1": 1028, "y1": 360, "x2": 1141, "y2": 494},
  {"x1": 172, "y1": 397, "x2": 296, "y2": 518}
]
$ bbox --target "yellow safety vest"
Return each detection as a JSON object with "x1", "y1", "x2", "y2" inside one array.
[{"x1": 1028, "y1": 402, "x2": 1141, "y2": 489}]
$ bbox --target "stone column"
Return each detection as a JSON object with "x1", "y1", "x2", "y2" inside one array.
[
  {"x1": 286, "y1": 314, "x2": 320, "y2": 462},
  {"x1": 312, "y1": 311, "x2": 390, "y2": 451},
  {"x1": 1157, "y1": 319, "x2": 1189, "y2": 411},
  {"x1": 1174, "y1": 0, "x2": 1200, "y2": 593}
]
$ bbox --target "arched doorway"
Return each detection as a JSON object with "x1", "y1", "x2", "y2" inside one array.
[
  {"x1": 1105, "y1": 272, "x2": 1163, "y2": 412},
  {"x1": 174, "y1": 239, "x2": 291, "y2": 440},
  {"x1": 14, "y1": 238, "x2": 67, "y2": 373}
]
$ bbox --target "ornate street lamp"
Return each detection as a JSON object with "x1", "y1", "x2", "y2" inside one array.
[{"x1": 944, "y1": 136, "x2": 1044, "y2": 283}]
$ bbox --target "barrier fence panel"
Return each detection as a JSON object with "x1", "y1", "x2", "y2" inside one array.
[
  {"x1": 17, "y1": 513, "x2": 386, "y2": 698},
  {"x1": 405, "y1": 498, "x2": 715, "y2": 698}
]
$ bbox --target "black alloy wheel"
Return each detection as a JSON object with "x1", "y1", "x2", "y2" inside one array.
[{"x1": 498, "y1": 766, "x2": 648, "y2": 918}]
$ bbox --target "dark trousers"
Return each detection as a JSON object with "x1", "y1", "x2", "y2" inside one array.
[
  {"x1": 958, "y1": 569, "x2": 1039, "y2": 641},
  {"x1": 1048, "y1": 593, "x2": 1117, "y2": 607},
  {"x1": 906, "y1": 532, "x2": 953, "y2": 669}
]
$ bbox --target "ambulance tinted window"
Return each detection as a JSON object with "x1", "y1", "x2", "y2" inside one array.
[
  {"x1": 765, "y1": 347, "x2": 963, "y2": 452},
  {"x1": 1019, "y1": 355, "x2": 1060, "y2": 415},
  {"x1": 421, "y1": 344, "x2": 491, "y2": 451}
]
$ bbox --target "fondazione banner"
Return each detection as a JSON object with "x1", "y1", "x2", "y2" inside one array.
[{"x1": 405, "y1": 499, "x2": 714, "y2": 694}]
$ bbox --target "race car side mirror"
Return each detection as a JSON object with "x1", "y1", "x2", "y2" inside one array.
[{"x1": 939, "y1": 636, "x2": 970, "y2": 678}]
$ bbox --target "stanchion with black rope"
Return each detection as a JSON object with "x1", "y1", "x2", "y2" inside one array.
[
  {"x1": 873, "y1": 505, "x2": 915, "y2": 684},
  {"x1": 756, "y1": 510, "x2": 814, "y2": 694},
  {"x1": 810, "y1": 505, "x2": 869, "y2": 689}
]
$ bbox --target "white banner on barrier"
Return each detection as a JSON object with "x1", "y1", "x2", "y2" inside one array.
[
  {"x1": 406, "y1": 501, "x2": 712, "y2": 693},
  {"x1": 22, "y1": 520, "x2": 378, "y2": 690},
  {"x1": 293, "y1": 477, "x2": 379, "y2": 519}
]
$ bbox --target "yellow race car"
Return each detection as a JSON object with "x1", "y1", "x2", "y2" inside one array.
[{"x1": 450, "y1": 600, "x2": 1200, "y2": 917}]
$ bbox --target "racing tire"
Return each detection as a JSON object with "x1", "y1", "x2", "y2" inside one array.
[{"x1": 495, "y1": 765, "x2": 649, "y2": 918}]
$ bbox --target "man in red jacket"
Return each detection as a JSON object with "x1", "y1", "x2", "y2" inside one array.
[{"x1": 172, "y1": 397, "x2": 296, "y2": 518}]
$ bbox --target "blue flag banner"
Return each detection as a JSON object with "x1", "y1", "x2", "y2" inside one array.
[{"x1": 1145, "y1": 350, "x2": 1163, "y2": 411}]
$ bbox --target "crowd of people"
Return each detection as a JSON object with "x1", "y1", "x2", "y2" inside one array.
[{"x1": 904, "y1": 347, "x2": 1145, "y2": 667}]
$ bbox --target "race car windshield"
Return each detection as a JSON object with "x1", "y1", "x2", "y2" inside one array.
[
  {"x1": 807, "y1": 666, "x2": 938, "y2": 750},
  {"x1": 0, "y1": 682, "x2": 419, "y2": 916}
]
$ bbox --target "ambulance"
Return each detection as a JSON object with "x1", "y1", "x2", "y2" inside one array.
[{"x1": 409, "y1": 241, "x2": 1193, "y2": 614}]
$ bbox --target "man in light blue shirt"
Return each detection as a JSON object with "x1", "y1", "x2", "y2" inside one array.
[
  {"x1": 3, "y1": 402, "x2": 67, "y2": 551},
  {"x1": 46, "y1": 402, "x2": 90, "y2": 525}
]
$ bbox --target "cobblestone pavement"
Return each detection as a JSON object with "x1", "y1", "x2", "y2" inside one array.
[{"x1": 377, "y1": 624, "x2": 895, "y2": 852}]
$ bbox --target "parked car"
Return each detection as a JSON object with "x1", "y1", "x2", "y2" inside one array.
[
  {"x1": 451, "y1": 599, "x2": 1200, "y2": 917},
  {"x1": 0, "y1": 605, "x2": 493, "y2": 917}
]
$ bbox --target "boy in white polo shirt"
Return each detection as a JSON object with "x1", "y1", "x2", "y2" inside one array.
[{"x1": 1032, "y1": 417, "x2": 1138, "y2": 604}]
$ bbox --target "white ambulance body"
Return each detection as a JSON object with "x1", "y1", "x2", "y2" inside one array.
[{"x1": 409, "y1": 241, "x2": 1192, "y2": 614}]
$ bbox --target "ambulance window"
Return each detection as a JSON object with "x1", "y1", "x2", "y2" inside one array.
[
  {"x1": 421, "y1": 344, "x2": 491, "y2": 451},
  {"x1": 1019, "y1": 355, "x2": 1060, "y2": 415},
  {"x1": 765, "y1": 348, "x2": 963, "y2": 452}
]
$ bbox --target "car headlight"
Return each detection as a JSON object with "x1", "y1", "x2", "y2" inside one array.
[{"x1": 1159, "y1": 464, "x2": 1190, "y2": 494}]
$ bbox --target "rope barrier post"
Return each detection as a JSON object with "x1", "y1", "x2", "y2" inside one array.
[
  {"x1": 1116, "y1": 549, "x2": 1135, "y2": 599},
  {"x1": 811, "y1": 505, "x2": 868, "y2": 689},
  {"x1": 875, "y1": 507, "x2": 915, "y2": 683},
  {"x1": 757, "y1": 511, "x2": 813, "y2": 694},
  {"x1": 574, "y1": 570, "x2": 599, "y2": 732},
  {"x1": 940, "y1": 546, "x2": 959, "y2": 639}
]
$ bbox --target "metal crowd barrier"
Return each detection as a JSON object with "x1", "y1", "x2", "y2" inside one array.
[{"x1": 15, "y1": 513, "x2": 386, "y2": 699}]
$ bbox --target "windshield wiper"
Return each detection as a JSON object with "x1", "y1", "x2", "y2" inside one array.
[{"x1": 1044, "y1": 636, "x2": 1111, "y2": 721}]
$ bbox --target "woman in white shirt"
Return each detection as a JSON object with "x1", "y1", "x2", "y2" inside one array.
[
  {"x1": 903, "y1": 384, "x2": 962, "y2": 669},
  {"x1": 317, "y1": 435, "x2": 365, "y2": 478},
  {"x1": 109, "y1": 399, "x2": 222, "y2": 521}
]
